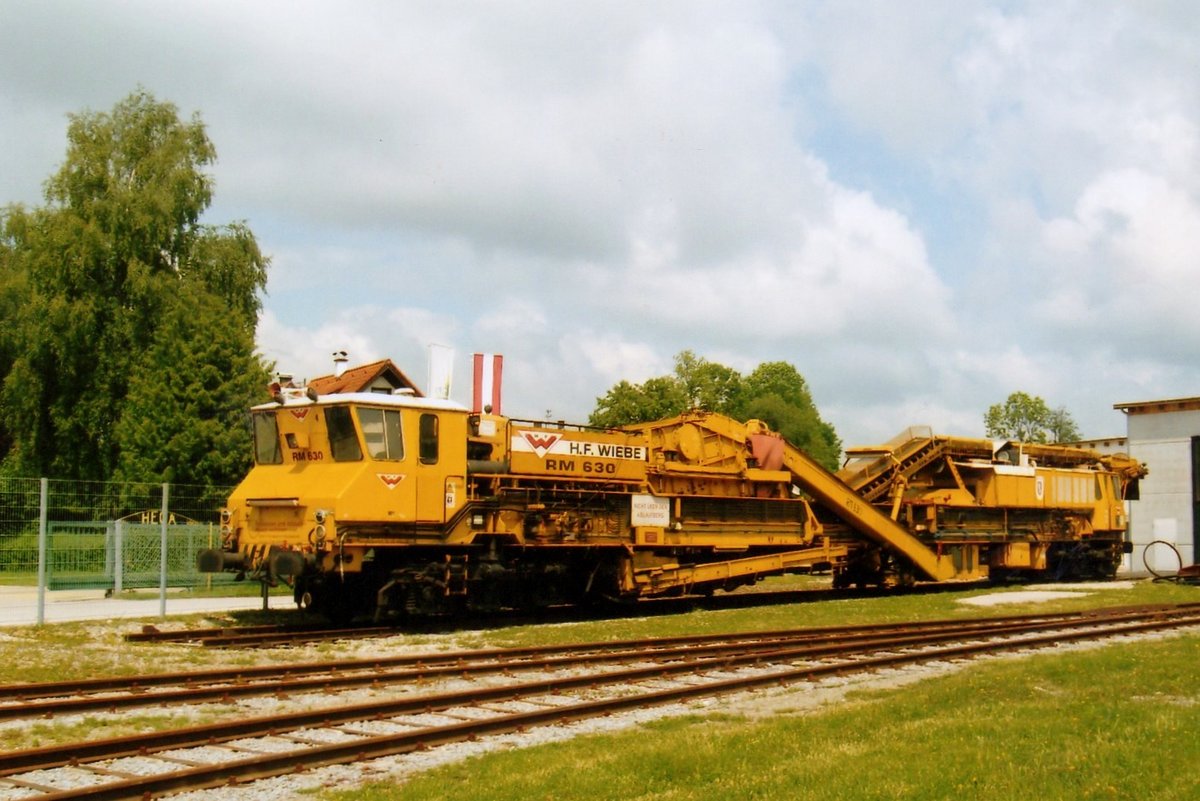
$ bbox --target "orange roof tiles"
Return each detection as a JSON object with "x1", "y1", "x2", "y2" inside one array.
[{"x1": 307, "y1": 359, "x2": 423, "y2": 396}]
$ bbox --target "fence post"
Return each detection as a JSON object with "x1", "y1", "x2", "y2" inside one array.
[
  {"x1": 114, "y1": 519, "x2": 124, "y2": 594},
  {"x1": 207, "y1": 523, "x2": 214, "y2": 593},
  {"x1": 36, "y1": 477, "x2": 48, "y2": 626},
  {"x1": 159, "y1": 483, "x2": 169, "y2": 619}
]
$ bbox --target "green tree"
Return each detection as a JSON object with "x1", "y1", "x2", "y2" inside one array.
[
  {"x1": 589, "y1": 352, "x2": 841, "y2": 470},
  {"x1": 984, "y1": 391, "x2": 1082, "y2": 444},
  {"x1": 589, "y1": 351, "x2": 737, "y2": 428},
  {"x1": 114, "y1": 290, "x2": 268, "y2": 486},
  {"x1": 735, "y1": 362, "x2": 842, "y2": 469},
  {"x1": 672, "y1": 350, "x2": 742, "y2": 412},
  {"x1": 0, "y1": 89, "x2": 269, "y2": 484},
  {"x1": 1044, "y1": 405, "x2": 1083, "y2": 444},
  {"x1": 589, "y1": 377, "x2": 689, "y2": 428},
  {"x1": 0, "y1": 237, "x2": 26, "y2": 463},
  {"x1": 732, "y1": 361, "x2": 818, "y2": 417}
]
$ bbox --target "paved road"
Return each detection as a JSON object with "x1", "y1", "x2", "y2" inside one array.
[{"x1": 0, "y1": 585, "x2": 280, "y2": 627}]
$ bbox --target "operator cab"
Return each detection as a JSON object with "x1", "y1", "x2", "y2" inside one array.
[{"x1": 246, "y1": 389, "x2": 470, "y2": 525}]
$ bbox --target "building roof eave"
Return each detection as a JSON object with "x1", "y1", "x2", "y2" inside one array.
[{"x1": 1114, "y1": 396, "x2": 1200, "y2": 415}]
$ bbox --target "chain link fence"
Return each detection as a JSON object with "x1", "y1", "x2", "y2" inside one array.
[{"x1": 0, "y1": 478, "x2": 237, "y2": 593}]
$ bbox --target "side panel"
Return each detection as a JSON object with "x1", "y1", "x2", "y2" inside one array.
[
  {"x1": 341, "y1": 405, "x2": 419, "y2": 525},
  {"x1": 412, "y1": 410, "x2": 468, "y2": 524},
  {"x1": 507, "y1": 426, "x2": 649, "y2": 481}
]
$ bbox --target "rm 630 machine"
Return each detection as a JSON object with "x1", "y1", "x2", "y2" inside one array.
[{"x1": 198, "y1": 386, "x2": 1144, "y2": 621}]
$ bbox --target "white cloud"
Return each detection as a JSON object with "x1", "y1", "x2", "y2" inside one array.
[
  {"x1": 257, "y1": 305, "x2": 461, "y2": 388},
  {"x1": 256, "y1": 310, "x2": 380, "y2": 381},
  {"x1": 562, "y1": 331, "x2": 662, "y2": 388},
  {"x1": 473, "y1": 299, "x2": 549, "y2": 343},
  {"x1": 3, "y1": 1, "x2": 1199, "y2": 449},
  {"x1": 605, "y1": 173, "x2": 952, "y2": 349},
  {"x1": 1035, "y1": 168, "x2": 1200, "y2": 356}
]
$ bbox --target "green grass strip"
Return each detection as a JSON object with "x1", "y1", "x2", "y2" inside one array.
[{"x1": 327, "y1": 630, "x2": 1200, "y2": 801}]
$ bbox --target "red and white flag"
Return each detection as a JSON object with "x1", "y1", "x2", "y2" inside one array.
[{"x1": 472, "y1": 353, "x2": 503, "y2": 415}]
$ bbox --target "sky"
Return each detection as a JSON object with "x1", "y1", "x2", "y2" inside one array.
[{"x1": 2, "y1": 1, "x2": 1197, "y2": 448}]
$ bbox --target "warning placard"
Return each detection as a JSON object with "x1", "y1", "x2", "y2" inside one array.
[{"x1": 631, "y1": 494, "x2": 670, "y2": 527}]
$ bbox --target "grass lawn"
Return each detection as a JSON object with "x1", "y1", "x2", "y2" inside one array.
[
  {"x1": 316, "y1": 579, "x2": 1200, "y2": 801},
  {"x1": 343, "y1": 631, "x2": 1199, "y2": 801}
]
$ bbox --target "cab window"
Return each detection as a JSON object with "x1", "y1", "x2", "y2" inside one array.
[
  {"x1": 326, "y1": 406, "x2": 363, "y2": 461},
  {"x1": 419, "y1": 413, "x2": 439, "y2": 464},
  {"x1": 357, "y1": 407, "x2": 404, "y2": 460},
  {"x1": 252, "y1": 412, "x2": 283, "y2": 465}
]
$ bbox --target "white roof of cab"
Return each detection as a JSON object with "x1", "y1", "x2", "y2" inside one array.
[{"x1": 253, "y1": 391, "x2": 469, "y2": 413}]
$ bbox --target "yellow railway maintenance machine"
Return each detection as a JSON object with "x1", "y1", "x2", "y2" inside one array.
[{"x1": 198, "y1": 389, "x2": 1144, "y2": 621}]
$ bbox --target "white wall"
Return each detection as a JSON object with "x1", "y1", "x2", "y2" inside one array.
[{"x1": 1124, "y1": 409, "x2": 1200, "y2": 575}]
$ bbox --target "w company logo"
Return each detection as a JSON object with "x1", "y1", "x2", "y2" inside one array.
[
  {"x1": 288, "y1": 409, "x2": 309, "y2": 421},
  {"x1": 377, "y1": 473, "x2": 407, "y2": 490},
  {"x1": 520, "y1": 432, "x2": 561, "y2": 458}
]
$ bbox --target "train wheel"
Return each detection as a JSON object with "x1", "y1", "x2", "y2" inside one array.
[{"x1": 311, "y1": 576, "x2": 372, "y2": 625}]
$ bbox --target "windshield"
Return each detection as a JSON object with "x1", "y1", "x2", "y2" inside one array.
[
  {"x1": 357, "y1": 407, "x2": 404, "y2": 460},
  {"x1": 326, "y1": 406, "x2": 363, "y2": 461},
  {"x1": 251, "y1": 412, "x2": 283, "y2": 465}
]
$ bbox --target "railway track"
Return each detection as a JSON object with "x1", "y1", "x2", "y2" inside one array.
[
  {"x1": 122, "y1": 581, "x2": 993, "y2": 648},
  {"x1": 2, "y1": 603, "x2": 1198, "y2": 800},
  {"x1": 124, "y1": 622, "x2": 396, "y2": 648},
  {"x1": 6, "y1": 605, "x2": 1182, "y2": 718}
]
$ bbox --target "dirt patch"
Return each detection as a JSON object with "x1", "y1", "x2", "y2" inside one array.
[
  {"x1": 959, "y1": 590, "x2": 1085, "y2": 606},
  {"x1": 957, "y1": 580, "x2": 1136, "y2": 607}
]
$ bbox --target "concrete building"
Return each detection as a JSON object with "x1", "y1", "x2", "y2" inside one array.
[
  {"x1": 1066, "y1": 436, "x2": 1128, "y2": 456},
  {"x1": 1114, "y1": 396, "x2": 1200, "y2": 576}
]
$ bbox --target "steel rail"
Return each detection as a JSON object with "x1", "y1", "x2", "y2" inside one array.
[
  {"x1": 10, "y1": 603, "x2": 1186, "y2": 704},
  {"x1": 178, "y1": 580, "x2": 999, "y2": 646},
  {"x1": 2, "y1": 605, "x2": 1198, "y2": 782},
  {"x1": 13, "y1": 608, "x2": 1200, "y2": 801},
  {"x1": 197, "y1": 624, "x2": 405, "y2": 648},
  {"x1": 1, "y1": 607, "x2": 1180, "y2": 719},
  {"x1": 0, "y1": 616, "x2": 1104, "y2": 721},
  {"x1": 0, "y1": 611, "x2": 1141, "y2": 726},
  {"x1": 122, "y1": 623, "x2": 292, "y2": 643}
]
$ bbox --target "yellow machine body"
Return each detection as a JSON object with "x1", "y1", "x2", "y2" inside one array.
[
  {"x1": 199, "y1": 393, "x2": 1143, "y2": 621},
  {"x1": 838, "y1": 428, "x2": 1144, "y2": 582}
]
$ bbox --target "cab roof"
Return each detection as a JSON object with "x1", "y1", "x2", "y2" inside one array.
[{"x1": 253, "y1": 391, "x2": 469, "y2": 414}]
